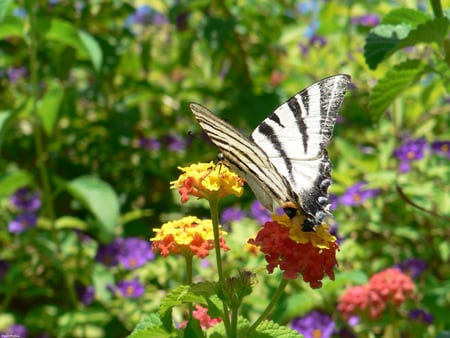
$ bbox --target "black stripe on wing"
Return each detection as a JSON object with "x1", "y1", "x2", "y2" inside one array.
[{"x1": 189, "y1": 103, "x2": 294, "y2": 210}]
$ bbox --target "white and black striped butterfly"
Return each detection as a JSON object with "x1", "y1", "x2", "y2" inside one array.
[{"x1": 190, "y1": 74, "x2": 351, "y2": 232}]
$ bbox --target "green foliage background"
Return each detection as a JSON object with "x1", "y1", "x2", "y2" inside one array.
[{"x1": 0, "y1": 0, "x2": 449, "y2": 337}]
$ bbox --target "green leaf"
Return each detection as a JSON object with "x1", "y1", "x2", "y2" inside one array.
[
  {"x1": 0, "y1": 110, "x2": 11, "y2": 149},
  {"x1": 0, "y1": 0, "x2": 13, "y2": 23},
  {"x1": 37, "y1": 18, "x2": 89, "y2": 58},
  {"x1": 400, "y1": 17, "x2": 450, "y2": 49},
  {"x1": 66, "y1": 175, "x2": 119, "y2": 242},
  {"x1": 37, "y1": 81, "x2": 64, "y2": 136},
  {"x1": 78, "y1": 30, "x2": 103, "y2": 72},
  {"x1": 208, "y1": 317, "x2": 302, "y2": 338},
  {"x1": 368, "y1": 59, "x2": 431, "y2": 120},
  {"x1": 0, "y1": 170, "x2": 33, "y2": 197},
  {"x1": 127, "y1": 314, "x2": 173, "y2": 338},
  {"x1": 364, "y1": 8, "x2": 434, "y2": 69},
  {"x1": 0, "y1": 14, "x2": 23, "y2": 39},
  {"x1": 364, "y1": 24, "x2": 412, "y2": 70},
  {"x1": 380, "y1": 8, "x2": 430, "y2": 26}
]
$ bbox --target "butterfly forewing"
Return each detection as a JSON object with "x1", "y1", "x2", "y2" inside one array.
[
  {"x1": 189, "y1": 103, "x2": 293, "y2": 211},
  {"x1": 190, "y1": 74, "x2": 351, "y2": 231}
]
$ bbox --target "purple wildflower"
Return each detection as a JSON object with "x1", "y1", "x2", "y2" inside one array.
[
  {"x1": 351, "y1": 14, "x2": 380, "y2": 27},
  {"x1": 340, "y1": 181, "x2": 380, "y2": 206},
  {"x1": 95, "y1": 237, "x2": 154, "y2": 269},
  {"x1": 329, "y1": 194, "x2": 338, "y2": 211},
  {"x1": 393, "y1": 138, "x2": 427, "y2": 172},
  {"x1": 165, "y1": 134, "x2": 187, "y2": 152},
  {"x1": 409, "y1": 309, "x2": 433, "y2": 324},
  {"x1": 1, "y1": 323, "x2": 28, "y2": 337},
  {"x1": 76, "y1": 283, "x2": 95, "y2": 306},
  {"x1": 291, "y1": 310, "x2": 335, "y2": 338},
  {"x1": 221, "y1": 207, "x2": 245, "y2": 224},
  {"x1": 250, "y1": 200, "x2": 272, "y2": 225},
  {"x1": 116, "y1": 237, "x2": 155, "y2": 270},
  {"x1": 117, "y1": 278, "x2": 145, "y2": 298},
  {"x1": 130, "y1": 5, "x2": 167, "y2": 26},
  {"x1": 431, "y1": 140, "x2": 450, "y2": 158},
  {"x1": 7, "y1": 66, "x2": 27, "y2": 83},
  {"x1": 0, "y1": 260, "x2": 9, "y2": 280},
  {"x1": 138, "y1": 137, "x2": 161, "y2": 151},
  {"x1": 10, "y1": 187, "x2": 41, "y2": 212},
  {"x1": 300, "y1": 34, "x2": 327, "y2": 56},
  {"x1": 8, "y1": 213, "x2": 37, "y2": 233},
  {"x1": 395, "y1": 258, "x2": 427, "y2": 279},
  {"x1": 95, "y1": 239, "x2": 121, "y2": 267}
]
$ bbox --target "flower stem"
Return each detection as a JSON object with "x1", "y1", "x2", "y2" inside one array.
[
  {"x1": 246, "y1": 279, "x2": 289, "y2": 335},
  {"x1": 185, "y1": 254, "x2": 194, "y2": 317},
  {"x1": 208, "y1": 196, "x2": 231, "y2": 335},
  {"x1": 26, "y1": 1, "x2": 78, "y2": 309},
  {"x1": 429, "y1": 0, "x2": 450, "y2": 68}
]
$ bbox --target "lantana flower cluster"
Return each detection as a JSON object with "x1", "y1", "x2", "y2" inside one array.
[
  {"x1": 338, "y1": 268, "x2": 416, "y2": 319},
  {"x1": 248, "y1": 214, "x2": 339, "y2": 288},
  {"x1": 170, "y1": 162, "x2": 244, "y2": 203},
  {"x1": 151, "y1": 216, "x2": 229, "y2": 258}
]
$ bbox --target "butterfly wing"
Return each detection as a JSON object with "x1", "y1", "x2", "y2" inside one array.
[
  {"x1": 250, "y1": 74, "x2": 351, "y2": 227},
  {"x1": 189, "y1": 102, "x2": 294, "y2": 212}
]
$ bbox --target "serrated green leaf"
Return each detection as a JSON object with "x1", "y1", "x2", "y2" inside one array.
[
  {"x1": 78, "y1": 30, "x2": 103, "y2": 72},
  {"x1": 66, "y1": 175, "x2": 119, "y2": 242},
  {"x1": 364, "y1": 8, "x2": 436, "y2": 69},
  {"x1": 364, "y1": 24, "x2": 412, "y2": 70},
  {"x1": 400, "y1": 17, "x2": 450, "y2": 49},
  {"x1": 37, "y1": 81, "x2": 64, "y2": 136},
  {"x1": 380, "y1": 8, "x2": 430, "y2": 26},
  {"x1": 368, "y1": 60, "x2": 431, "y2": 120},
  {"x1": 127, "y1": 313, "x2": 173, "y2": 338},
  {"x1": 160, "y1": 285, "x2": 206, "y2": 317}
]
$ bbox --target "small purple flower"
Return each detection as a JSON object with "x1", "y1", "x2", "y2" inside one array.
[
  {"x1": 393, "y1": 138, "x2": 427, "y2": 172},
  {"x1": 0, "y1": 260, "x2": 9, "y2": 280},
  {"x1": 7, "y1": 66, "x2": 28, "y2": 83},
  {"x1": 291, "y1": 310, "x2": 335, "y2": 338},
  {"x1": 117, "y1": 237, "x2": 155, "y2": 270},
  {"x1": 1, "y1": 323, "x2": 28, "y2": 337},
  {"x1": 340, "y1": 182, "x2": 381, "y2": 206},
  {"x1": 8, "y1": 213, "x2": 37, "y2": 233},
  {"x1": 76, "y1": 283, "x2": 95, "y2": 306},
  {"x1": 299, "y1": 34, "x2": 326, "y2": 56},
  {"x1": 117, "y1": 278, "x2": 145, "y2": 298},
  {"x1": 221, "y1": 207, "x2": 245, "y2": 224},
  {"x1": 351, "y1": 14, "x2": 380, "y2": 27},
  {"x1": 431, "y1": 140, "x2": 450, "y2": 158},
  {"x1": 10, "y1": 187, "x2": 41, "y2": 212},
  {"x1": 409, "y1": 309, "x2": 433, "y2": 324},
  {"x1": 329, "y1": 194, "x2": 338, "y2": 211},
  {"x1": 138, "y1": 137, "x2": 161, "y2": 151},
  {"x1": 95, "y1": 239, "x2": 121, "y2": 267},
  {"x1": 250, "y1": 200, "x2": 272, "y2": 225},
  {"x1": 96, "y1": 237, "x2": 154, "y2": 269},
  {"x1": 329, "y1": 222, "x2": 344, "y2": 245},
  {"x1": 129, "y1": 5, "x2": 168, "y2": 26},
  {"x1": 395, "y1": 258, "x2": 427, "y2": 279},
  {"x1": 165, "y1": 134, "x2": 188, "y2": 152}
]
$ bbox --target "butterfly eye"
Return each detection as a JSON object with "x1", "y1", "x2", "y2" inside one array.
[{"x1": 217, "y1": 153, "x2": 225, "y2": 162}]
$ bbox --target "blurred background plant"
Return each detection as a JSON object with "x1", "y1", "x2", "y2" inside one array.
[{"x1": 0, "y1": 0, "x2": 449, "y2": 337}]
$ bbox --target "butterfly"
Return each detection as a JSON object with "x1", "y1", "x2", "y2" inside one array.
[{"x1": 189, "y1": 74, "x2": 351, "y2": 231}]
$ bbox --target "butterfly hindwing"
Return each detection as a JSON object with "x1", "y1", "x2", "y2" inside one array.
[
  {"x1": 250, "y1": 74, "x2": 350, "y2": 227},
  {"x1": 190, "y1": 74, "x2": 350, "y2": 231}
]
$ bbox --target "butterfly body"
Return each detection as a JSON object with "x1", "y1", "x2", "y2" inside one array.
[{"x1": 190, "y1": 74, "x2": 351, "y2": 231}]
